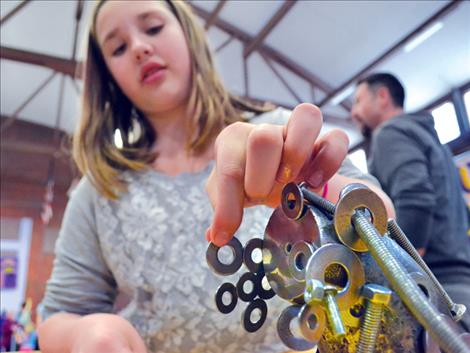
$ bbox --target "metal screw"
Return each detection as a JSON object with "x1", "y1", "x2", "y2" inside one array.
[
  {"x1": 299, "y1": 183, "x2": 336, "y2": 214},
  {"x1": 352, "y1": 211, "x2": 469, "y2": 353},
  {"x1": 387, "y1": 219, "x2": 467, "y2": 322},
  {"x1": 323, "y1": 285, "x2": 346, "y2": 338},
  {"x1": 357, "y1": 284, "x2": 392, "y2": 353},
  {"x1": 304, "y1": 279, "x2": 325, "y2": 305},
  {"x1": 303, "y1": 279, "x2": 345, "y2": 338}
]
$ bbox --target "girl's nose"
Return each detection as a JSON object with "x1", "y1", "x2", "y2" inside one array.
[{"x1": 132, "y1": 39, "x2": 152, "y2": 61}]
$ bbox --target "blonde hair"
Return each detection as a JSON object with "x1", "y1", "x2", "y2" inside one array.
[{"x1": 73, "y1": 0, "x2": 270, "y2": 199}]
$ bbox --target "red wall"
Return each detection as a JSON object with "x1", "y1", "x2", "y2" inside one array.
[{"x1": 1, "y1": 180, "x2": 69, "y2": 322}]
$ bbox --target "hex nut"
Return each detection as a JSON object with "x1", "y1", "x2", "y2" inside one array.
[
  {"x1": 361, "y1": 284, "x2": 392, "y2": 305},
  {"x1": 304, "y1": 279, "x2": 325, "y2": 304}
]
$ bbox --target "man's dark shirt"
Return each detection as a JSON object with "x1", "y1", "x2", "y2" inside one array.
[{"x1": 368, "y1": 112, "x2": 470, "y2": 284}]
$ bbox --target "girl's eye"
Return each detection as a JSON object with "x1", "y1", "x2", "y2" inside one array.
[
  {"x1": 146, "y1": 25, "x2": 163, "y2": 35},
  {"x1": 112, "y1": 44, "x2": 126, "y2": 56}
]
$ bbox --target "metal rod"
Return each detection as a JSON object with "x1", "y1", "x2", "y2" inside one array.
[{"x1": 353, "y1": 212, "x2": 468, "y2": 353}]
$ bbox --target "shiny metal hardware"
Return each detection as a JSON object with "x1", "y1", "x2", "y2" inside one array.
[
  {"x1": 206, "y1": 237, "x2": 244, "y2": 275},
  {"x1": 352, "y1": 210, "x2": 470, "y2": 353},
  {"x1": 334, "y1": 184, "x2": 387, "y2": 252},
  {"x1": 277, "y1": 305, "x2": 317, "y2": 351},
  {"x1": 207, "y1": 182, "x2": 470, "y2": 353},
  {"x1": 356, "y1": 284, "x2": 392, "y2": 353},
  {"x1": 281, "y1": 182, "x2": 306, "y2": 220},
  {"x1": 242, "y1": 298, "x2": 268, "y2": 333},
  {"x1": 388, "y1": 219, "x2": 467, "y2": 322},
  {"x1": 215, "y1": 282, "x2": 238, "y2": 314},
  {"x1": 304, "y1": 243, "x2": 365, "y2": 311},
  {"x1": 256, "y1": 272, "x2": 276, "y2": 300},
  {"x1": 323, "y1": 285, "x2": 346, "y2": 338},
  {"x1": 243, "y1": 237, "x2": 264, "y2": 273},
  {"x1": 263, "y1": 207, "x2": 319, "y2": 302},
  {"x1": 288, "y1": 241, "x2": 316, "y2": 282},
  {"x1": 236, "y1": 272, "x2": 259, "y2": 302},
  {"x1": 304, "y1": 279, "x2": 325, "y2": 305},
  {"x1": 298, "y1": 303, "x2": 326, "y2": 345}
]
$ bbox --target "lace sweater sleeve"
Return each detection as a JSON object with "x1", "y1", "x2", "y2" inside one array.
[{"x1": 41, "y1": 177, "x2": 118, "y2": 319}]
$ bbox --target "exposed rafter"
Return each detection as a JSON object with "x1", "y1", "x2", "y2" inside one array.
[
  {"x1": 0, "y1": 0, "x2": 31, "y2": 27},
  {"x1": 260, "y1": 53, "x2": 302, "y2": 104},
  {"x1": 71, "y1": 0, "x2": 85, "y2": 60},
  {"x1": 1, "y1": 71, "x2": 57, "y2": 133},
  {"x1": 318, "y1": 0, "x2": 461, "y2": 108},
  {"x1": 205, "y1": 0, "x2": 226, "y2": 30},
  {"x1": 1, "y1": 46, "x2": 81, "y2": 78},
  {"x1": 244, "y1": 0, "x2": 296, "y2": 58},
  {"x1": 188, "y1": 3, "x2": 351, "y2": 110}
]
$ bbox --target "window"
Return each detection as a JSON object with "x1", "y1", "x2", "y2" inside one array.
[
  {"x1": 349, "y1": 149, "x2": 368, "y2": 174},
  {"x1": 464, "y1": 90, "x2": 470, "y2": 125},
  {"x1": 431, "y1": 102, "x2": 460, "y2": 144}
]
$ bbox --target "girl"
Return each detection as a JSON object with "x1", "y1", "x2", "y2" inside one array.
[{"x1": 38, "y1": 1, "x2": 394, "y2": 352}]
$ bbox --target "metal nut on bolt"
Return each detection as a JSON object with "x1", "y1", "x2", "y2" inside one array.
[
  {"x1": 361, "y1": 283, "x2": 392, "y2": 306},
  {"x1": 304, "y1": 279, "x2": 325, "y2": 304}
]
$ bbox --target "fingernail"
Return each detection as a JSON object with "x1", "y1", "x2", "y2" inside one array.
[
  {"x1": 307, "y1": 170, "x2": 323, "y2": 189},
  {"x1": 214, "y1": 232, "x2": 230, "y2": 247},
  {"x1": 276, "y1": 164, "x2": 292, "y2": 184}
]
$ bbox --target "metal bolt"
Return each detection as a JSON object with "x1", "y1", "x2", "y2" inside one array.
[
  {"x1": 299, "y1": 183, "x2": 336, "y2": 214},
  {"x1": 323, "y1": 285, "x2": 346, "y2": 338},
  {"x1": 352, "y1": 211, "x2": 469, "y2": 353},
  {"x1": 304, "y1": 279, "x2": 325, "y2": 305},
  {"x1": 303, "y1": 279, "x2": 346, "y2": 338},
  {"x1": 387, "y1": 219, "x2": 467, "y2": 322},
  {"x1": 357, "y1": 284, "x2": 392, "y2": 353}
]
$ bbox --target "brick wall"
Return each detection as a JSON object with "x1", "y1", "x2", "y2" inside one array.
[{"x1": 1, "y1": 180, "x2": 69, "y2": 322}]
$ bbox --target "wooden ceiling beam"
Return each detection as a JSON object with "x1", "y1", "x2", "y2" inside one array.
[
  {"x1": 318, "y1": 0, "x2": 461, "y2": 108},
  {"x1": 0, "y1": 0, "x2": 31, "y2": 27},
  {"x1": 243, "y1": 0, "x2": 296, "y2": 58},
  {"x1": 188, "y1": 3, "x2": 349, "y2": 109},
  {"x1": 241, "y1": 95, "x2": 354, "y2": 129},
  {"x1": 205, "y1": 0, "x2": 227, "y2": 30},
  {"x1": 0, "y1": 45, "x2": 82, "y2": 78}
]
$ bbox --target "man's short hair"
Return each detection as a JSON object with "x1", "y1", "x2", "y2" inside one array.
[{"x1": 358, "y1": 73, "x2": 405, "y2": 108}]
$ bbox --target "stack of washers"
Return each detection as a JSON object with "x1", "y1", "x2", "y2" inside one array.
[{"x1": 207, "y1": 182, "x2": 470, "y2": 353}]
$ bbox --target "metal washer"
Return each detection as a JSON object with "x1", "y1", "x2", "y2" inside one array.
[
  {"x1": 256, "y1": 271, "x2": 276, "y2": 300},
  {"x1": 334, "y1": 186, "x2": 387, "y2": 252},
  {"x1": 243, "y1": 237, "x2": 264, "y2": 273},
  {"x1": 242, "y1": 298, "x2": 268, "y2": 333},
  {"x1": 237, "y1": 272, "x2": 260, "y2": 302},
  {"x1": 277, "y1": 305, "x2": 317, "y2": 351},
  {"x1": 298, "y1": 303, "x2": 326, "y2": 344},
  {"x1": 281, "y1": 182, "x2": 306, "y2": 220},
  {"x1": 215, "y1": 282, "x2": 238, "y2": 314},
  {"x1": 206, "y1": 237, "x2": 244, "y2": 275}
]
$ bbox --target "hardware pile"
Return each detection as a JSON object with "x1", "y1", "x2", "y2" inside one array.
[{"x1": 206, "y1": 182, "x2": 470, "y2": 353}]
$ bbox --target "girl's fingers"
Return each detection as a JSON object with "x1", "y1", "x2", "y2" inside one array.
[
  {"x1": 276, "y1": 103, "x2": 323, "y2": 184},
  {"x1": 207, "y1": 122, "x2": 251, "y2": 246},
  {"x1": 298, "y1": 129, "x2": 349, "y2": 188},
  {"x1": 244, "y1": 124, "x2": 284, "y2": 201}
]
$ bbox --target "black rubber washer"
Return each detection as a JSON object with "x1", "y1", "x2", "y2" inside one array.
[
  {"x1": 256, "y1": 271, "x2": 276, "y2": 300},
  {"x1": 243, "y1": 238, "x2": 264, "y2": 273},
  {"x1": 236, "y1": 272, "x2": 260, "y2": 302},
  {"x1": 215, "y1": 282, "x2": 238, "y2": 314},
  {"x1": 242, "y1": 298, "x2": 268, "y2": 333}
]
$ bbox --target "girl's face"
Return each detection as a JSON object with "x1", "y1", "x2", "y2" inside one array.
[{"x1": 96, "y1": 0, "x2": 192, "y2": 117}]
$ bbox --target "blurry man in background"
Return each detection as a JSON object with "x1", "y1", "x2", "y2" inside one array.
[{"x1": 351, "y1": 72, "x2": 470, "y2": 331}]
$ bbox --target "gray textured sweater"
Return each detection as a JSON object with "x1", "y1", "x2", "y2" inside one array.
[{"x1": 41, "y1": 108, "x2": 379, "y2": 352}]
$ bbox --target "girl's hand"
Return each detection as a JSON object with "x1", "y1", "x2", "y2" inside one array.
[
  {"x1": 205, "y1": 103, "x2": 349, "y2": 247},
  {"x1": 71, "y1": 313, "x2": 147, "y2": 353}
]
